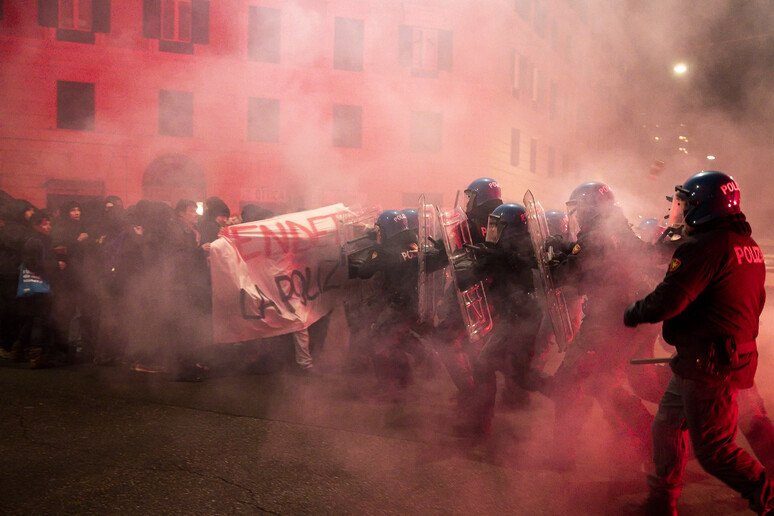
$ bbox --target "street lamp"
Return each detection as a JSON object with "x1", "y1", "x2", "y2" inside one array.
[{"x1": 673, "y1": 63, "x2": 688, "y2": 75}]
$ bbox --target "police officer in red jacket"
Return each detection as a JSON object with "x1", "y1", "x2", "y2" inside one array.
[{"x1": 624, "y1": 171, "x2": 774, "y2": 515}]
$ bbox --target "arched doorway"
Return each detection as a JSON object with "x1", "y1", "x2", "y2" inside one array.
[{"x1": 142, "y1": 154, "x2": 206, "y2": 205}]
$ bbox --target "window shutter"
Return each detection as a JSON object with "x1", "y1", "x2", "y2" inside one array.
[
  {"x1": 398, "y1": 25, "x2": 412, "y2": 66},
  {"x1": 438, "y1": 30, "x2": 453, "y2": 71},
  {"x1": 143, "y1": 0, "x2": 160, "y2": 39},
  {"x1": 510, "y1": 49, "x2": 517, "y2": 94},
  {"x1": 38, "y1": 0, "x2": 58, "y2": 27},
  {"x1": 191, "y1": 0, "x2": 209, "y2": 45},
  {"x1": 92, "y1": 0, "x2": 111, "y2": 33}
]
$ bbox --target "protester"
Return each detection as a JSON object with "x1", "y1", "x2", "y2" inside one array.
[
  {"x1": 17, "y1": 210, "x2": 64, "y2": 368},
  {"x1": 0, "y1": 198, "x2": 35, "y2": 359}
]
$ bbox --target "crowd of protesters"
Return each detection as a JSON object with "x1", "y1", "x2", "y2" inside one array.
[{"x1": 0, "y1": 191, "x2": 282, "y2": 380}]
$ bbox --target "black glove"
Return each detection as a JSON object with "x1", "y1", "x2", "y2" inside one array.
[
  {"x1": 428, "y1": 237, "x2": 444, "y2": 251},
  {"x1": 623, "y1": 303, "x2": 639, "y2": 327}
]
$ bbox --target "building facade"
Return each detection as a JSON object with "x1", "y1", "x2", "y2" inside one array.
[{"x1": 0, "y1": 0, "x2": 632, "y2": 215}]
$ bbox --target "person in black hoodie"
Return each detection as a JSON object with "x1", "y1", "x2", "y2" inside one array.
[
  {"x1": 0, "y1": 198, "x2": 35, "y2": 359},
  {"x1": 51, "y1": 200, "x2": 90, "y2": 358},
  {"x1": 624, "y1": 171, "x2": 774, "y2": 516},
  {"x1": 198, "y1": 196, "x2": 230, "y2": 248},
  {"x1": 18, "y1": 210, "x2": 64, "y2": 367},
  {"x1": 166, "y1": 199, "x2": 211, "y2": 381}
]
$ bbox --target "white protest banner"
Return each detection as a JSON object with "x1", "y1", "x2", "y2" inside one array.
[{"x1": 209, "y1": 204, "x2": 352, "y2": 343}]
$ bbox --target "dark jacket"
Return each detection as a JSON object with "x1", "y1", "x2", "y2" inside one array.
[
  {"x1": 626, "y1": 214, "x2": 764, "y2": 387},
  {"x1": 168, "y1": 217, "x2": 208, "y2": 295},
  {"x1": 51, "y1": 215, "x2": 89, "y2": 287},
  {"x1": 23, "y1": 232, "x2": 59, "y2": 285},
  {"x1": 554, "y1": 207, "x2": 654, "y2": 321},
  {"x1": 470, "y1": 237, "x2": 539, "y2": 322},
  {"x1": 352, "y1": 232, "x2": 423, "y2": 315},
  {"x1": 0, "y1": 199, "x2": 34, "y2": 278}
]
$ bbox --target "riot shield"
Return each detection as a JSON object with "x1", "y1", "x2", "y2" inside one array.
[
  {"x1": 338, "y1": 207, "x2": 380, "y2": 277},
  {"x1": 523, "y1": 190, "x2": 574, "y2": 351},
  {"x1": 417, "y1": 195, "x2": 442, "y2": 325},
  {"x1": 436, "y1": 206, "x2": 493, "y2": 342}
]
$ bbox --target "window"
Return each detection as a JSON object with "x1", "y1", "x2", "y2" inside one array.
[
  {"x1": 248, "y1": 6, "x2": 280, "y2": 63},
  {"x1": 532, "y1": 67, "x2": 542, "y2": 106},
  {"x1": 59, "y1": 0, "x2": 92, "y2": 31},
  {"x1": 517, "y1": 56, "x2": 534, "y2": 100},
  {"x1": 161, "y1": 0, "x2": 190, "y2": 42},
  {"x1": 57, "y1": 81, "x2": 95, "y2": 131},
  {"x1": 399, "y1": 25, "x2": 452, "y2": 76},
  {"x1": 334, "y1": 17, "x2": 363, "y2": 71},
  {"x1": 548, "y1": 146, "x2": 555, "y2": 177},
  {"x1": 529, "y1": 138, "x2": 537, "y2": 173},
  {"x1": 159, "y1": 90, "x2": 193, "y2": 137},
  {"x1": 549, "y1": 80, "x2": 557, "y2": 119},
  {"x1": 143, "y1": 0, "x2": 209, "y2": 54},
  {"x1": 38, "y1": 0, "x2": 110, "y2": 43},
  {"x1": 411, "y1": 111, "x2": 442, "y2": 152},
  {"x1": 510, "y1": 129, "x2": 520, "y2": 167},
  {"x1": 248, "y1": 98, "x2": 279, "y2": 142},
  {"x1": 332, "y1": 104, "x2": 362, "y2": 148}
]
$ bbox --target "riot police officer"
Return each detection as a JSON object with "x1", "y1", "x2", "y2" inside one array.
[
  {"x1": 547, "y1": 181, "x2": 656, "y2": 469},
  {"x1": 350, "y1": 210, "x2": 442, "y2": 399},
  {"x1": 623, "y1": 171, "x2": 774, "y2": 515},
  {"x1": 454, "y1": 203, "x2": 542, "y2": 436}
]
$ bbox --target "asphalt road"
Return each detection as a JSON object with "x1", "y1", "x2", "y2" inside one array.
[{"x1": 2, "y1": 306, "x2": 771, "y2": 515}]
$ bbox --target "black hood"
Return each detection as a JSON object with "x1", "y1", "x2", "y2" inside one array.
[{"x1": 3, "y1": 199, "x2": 35, "y2": 224}]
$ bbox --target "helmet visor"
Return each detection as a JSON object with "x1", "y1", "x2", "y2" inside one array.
[
  {"x1": 666, "y1": 186, "x2": 690, "y2": 228},
  {"x1": 464, "y1": 189, "x2": 476, "y2": 213},
  {"x1": 486, "y1": 214, "x2": 501, "y2": 245},
  {"x1": 565, "y1": 200, "x2": 580, "y2": 241}
]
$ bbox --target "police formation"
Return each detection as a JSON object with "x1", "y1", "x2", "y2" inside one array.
[{"x1": 345, "y1": 172, "x2": 774, "y2": 515}]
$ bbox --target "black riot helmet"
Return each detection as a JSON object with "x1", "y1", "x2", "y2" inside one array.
[
  {"x1": 464, "y1": 178, "x2": 503, "y2": 217},
  {"x1": 375, "y1": 209, "x2": 410, "y2": 242},
  {"x1": 566, "y1": 181, "x2": 615, "y2": 236},
  {"x1": 486, "y1": 203, "x2": 528, "y2": 246},
  {"x1": 673, "y1": 170, "x2": 741, "y2": 227}
]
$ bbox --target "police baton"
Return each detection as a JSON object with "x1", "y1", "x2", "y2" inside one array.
[{"x1": 630, "y1": 357, "x2": 672, "y2": 365}]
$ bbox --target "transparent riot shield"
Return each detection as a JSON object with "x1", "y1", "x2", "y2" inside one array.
[
  {"x1": 436, "y1": 206, "x2": 493, "y2": 342},
  {"x1": 523, "y1": 190, "x2": 574, "y2": 351},
  {"x1": 338, "y1": 206, "x2": 380, "y2": 276},
  {"x1": 418, "y1": 195, "x2": 442, "y2": 325}
]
